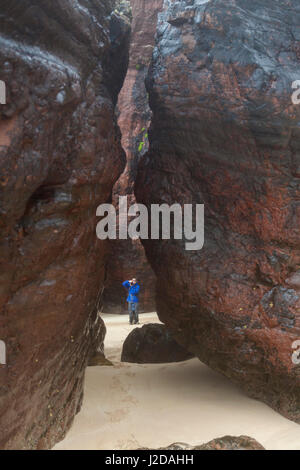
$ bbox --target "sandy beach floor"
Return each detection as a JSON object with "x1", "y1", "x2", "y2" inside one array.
[{"x1": 54, "y1": 313, "x2": 300, "y2": 450}]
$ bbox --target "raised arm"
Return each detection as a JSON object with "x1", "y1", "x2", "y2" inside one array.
[
  {"x1": 122, "y1": 280, "x2": 130, "y2": 289},
  {"x1": 130, "y1": 284, "x2": 140, "y2": 295}
]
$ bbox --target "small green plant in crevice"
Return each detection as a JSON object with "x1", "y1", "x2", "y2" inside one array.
[
  {"x1": 138, "y1": 127, "x2": 148, "y2": 153},
  {"x1": 135, "y1": 62, "x2": 147, "y2": 71}
]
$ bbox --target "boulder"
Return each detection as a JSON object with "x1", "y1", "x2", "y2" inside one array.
[
  {"x1": 196, "y1": 435, "x2": 265, "y2": 451},
  {"x1": 121, "y1": 323, "x2": 194, "y2": 363}
]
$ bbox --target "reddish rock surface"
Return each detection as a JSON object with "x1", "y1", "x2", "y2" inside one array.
[
  {"x1": 136, "y1": 0, "x2": 300, "y2": 422},
  {"x1": 0, "y1": 0, "x2": 130, "y2": 449},
  {"x1": 103, "y1": 0, "x2": 164, "y2": 314}
]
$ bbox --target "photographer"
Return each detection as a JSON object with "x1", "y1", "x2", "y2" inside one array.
[{"x1": 122, "y1": 278, "x2": 140, "y2": 325}]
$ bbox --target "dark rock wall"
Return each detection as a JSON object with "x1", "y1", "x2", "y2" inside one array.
[
  {"x1": 0, "y1": 0, "x2": 130, "y2": 449},
  {"x1": 136, "y1": 0, "x2": 300, "y2": 422},
  {"x1": 103, "y1": 0, "x2": 164, "y2": 314}
]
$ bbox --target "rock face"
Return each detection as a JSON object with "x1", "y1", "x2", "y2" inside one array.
[
  {"x1": 142, "y1": 435, "x2": 265, "y2": 451},
  {"x1": 197, "y1": 435, "x2": 265, "y2": 451},
  {"x1": 0, "y1": 0, "x2": 130, "y2": 449},
  {"x1": 136, "y1": 0, "x2": 300, "y2": 422},
  {"x1": 121, "y1": 323, "x2": 194, "y2": 363},
  {"x1": 103, "y1": 0, "x2": 164, "y2": 314},
  {"x1": 88, "y1": 317, "x2": 113, "y2": 367}
]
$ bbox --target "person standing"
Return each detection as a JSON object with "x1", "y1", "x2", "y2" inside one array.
[{"x1": 122, "y1": 278, "x2": 140, "y2": 325}]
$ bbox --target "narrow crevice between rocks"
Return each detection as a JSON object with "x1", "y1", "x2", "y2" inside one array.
[{"x1": 102, "y1": 0, "x2": 164, "y2": 315}]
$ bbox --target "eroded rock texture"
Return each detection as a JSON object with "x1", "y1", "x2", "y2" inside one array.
[
  {"x1": 0, "y1": 0, "x2": 130, "y2": 449},
  {"x1": 103, "y1": 0, "x2": 164, "y2": 313},
  {"x1": 136, "y1": 0, "x2": 300, "y2": 421}
]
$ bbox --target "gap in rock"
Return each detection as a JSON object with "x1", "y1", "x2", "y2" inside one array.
[{"x1": 102, "y1": 0, "x2": 164, "y2": 315}]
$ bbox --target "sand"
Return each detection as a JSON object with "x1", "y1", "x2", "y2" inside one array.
[{"x1": 54, "y1": 313, "x2": 300, "y2": 450}]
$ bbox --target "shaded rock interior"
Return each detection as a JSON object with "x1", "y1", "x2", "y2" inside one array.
[{"x1": 103, "y1": 0, "x2": 163, "y2": 314}]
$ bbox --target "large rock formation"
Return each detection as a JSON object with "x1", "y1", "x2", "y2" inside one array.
[
  {"x1": 103, "y1": 0, "x2": 164, "y2": 314},
  {"x1": 0, "y1": 0, "x2": 130, "y2": 449},
  {"x1": 121, "y1": 323, "x2": 194, "y2": 363},
  {"x1": 136, "y1": 0, "x2": 300, "y2": 422}
]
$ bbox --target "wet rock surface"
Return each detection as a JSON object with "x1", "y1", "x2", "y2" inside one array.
[
  {"x1": 142, "y1": 435, "x2": 265, "y2": 450},
  {"x1": 0, "y1": 0, "x2": 130, "y2": 449},
  {"x1": 121, "y1": 323, "x2": 194, "y2": 363},
  {"x1": 136, "y1": 0, "x2": 300, "y2": 421},
  {"x1": 103, "y1": 0, "x2": 164, "y2": 314}
]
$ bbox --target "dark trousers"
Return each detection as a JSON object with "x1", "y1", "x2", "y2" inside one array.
[{"x1": 128, "y1": 302, "x2": 139, "y2": 324}]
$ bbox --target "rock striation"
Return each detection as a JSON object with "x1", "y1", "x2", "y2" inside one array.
[
  {"x1": 0, "y1": 0, "x2": 130, "y2": 449},
  {"x1": 136, "y1": 0, "x2": 300, "y2": 422}
]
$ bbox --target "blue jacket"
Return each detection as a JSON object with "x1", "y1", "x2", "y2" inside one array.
[{"x1": 122, "y1": 281, "x2": 140, "y2": 303}]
